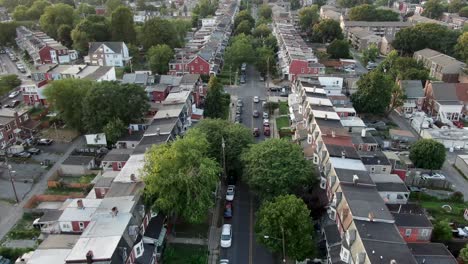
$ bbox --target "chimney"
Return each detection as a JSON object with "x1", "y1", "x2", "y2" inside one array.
[
  {"x1": 86, "y1": 250, "x2": 93, "y2": 264},
  {"x1": 341, "y1": 150, "x2": 346, "y2": 159},
  {"x1": 111, "y1": 206, "x2": 119, "y2": 217},
  {"x1": 368, "y1": 212, "x2": 375, "y2": 222},
  {"x1": 353, "y1": 174, "x2": 359, "y2": 185},
  {"x1": 130, "y1": 174, "x2": 137, "y2": 182},
  {"x1": 361, "y1": 129, "x2": 366, "y2": 138},
  {"x1": 325, "y1": 114, "x2": 328, "y2": 120},
  {"x1": 166, "y1": 113, "x2": 170, "y2": 119},
  {"x1": 156, "y1": 128, "x2": 160, "y2": 135},
  {"x1": 332, "y1": 130, "x2": 336, "y2": 137},
  {"x1": 77, "y1": 199, "x2": 84, "y2": 209}
]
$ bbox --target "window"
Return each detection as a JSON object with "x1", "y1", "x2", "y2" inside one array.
[
  {"x1": 421, "y1": 229, "x2": 430, "y2": 237},
  {"x1": 117, "y1": 162, "x2": 123, "y2": 169},
  {"x1": 200, "y1": 66, "x2": 204, "y2": 71},
  {"x1": 397, "y1": 194, "x2": 404, "y2": 200},
  {"x1": 370, "y1": 167, "x2": 375, "y2": 173},
  {"x1": 405, "y1": 229, "x2": 412, "y2": 237},
  {"x1": 191, "y1": 66, "x2": 194, "y2": 71},
  {"x1": 8, "y1": 134, "x2": 13, "y2": 140},
  {"x1": 301, "y1": 68, "x2": 305, "y2": 73},
  {"x1": 5, "y1": 124, "x2": 11, "y2": 131},
  {"x1": 382, "y1": 167, "x2": 387, "y2": 172}
]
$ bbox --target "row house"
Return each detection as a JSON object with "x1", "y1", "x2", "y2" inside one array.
[
  {"x1": 387, "y1": 204, "x2": 433, "y2": 243},
  {"x1": 273, "y1": 22, "x2": 325, "y2": 80},
  {"x1": 408, "y1": 14, "x2": 454, "y2": 29},
  {"x1": 23, "y1": 65, "x2": 116, "y2": 106},
  {"x1": 340, "y1": 18, "x2": 410, "y2": 38},
  {"x1": 369, "y1": 173, "x2": 410, "y2": 204},
  {"x1": 101, "y1": 148, "x2": 133, "y2": 171},
  {"x1": 86, "y1": 42, "x2": 130, "y2": 67},
  {"x1": 397, "y1": 80, "x2": 424, "y2": 116},
  {"x1": 414, "y1": 48, "x2": 466, "y2": 83},
  {"x1": 16, "y1": 26, "x2": 78, "y2": 65},
  {"x1": 423, "y1": 81, "x2": 468, "y2": 122},
  {"x1": 0, "y1": 108, "x2": 32, "y2": 148},
  {"x1": 441, "y1": 12, "x2": 468, "y2": 30}
]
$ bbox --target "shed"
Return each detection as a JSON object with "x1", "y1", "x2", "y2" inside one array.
[
  {"x1": 60, "y1": 156, "x2": 95, "y2": 176},
  {"x1": 389, "y1": 129, "x2": 417, "y2": 143}
]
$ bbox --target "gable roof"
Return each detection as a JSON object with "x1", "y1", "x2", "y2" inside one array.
[
  {"x1": 400, "y1": 80, "x2": 424, "y2": 98},
  {"x1": 89, "y1": 42, "x2": 125, "y2": 54},
  {"x1": 430, "y1": 82, "x2": 458, "y2": 101}
]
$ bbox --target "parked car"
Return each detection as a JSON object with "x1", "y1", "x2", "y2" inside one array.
[
  {"x1": 253, "y1": 110, "x2": 259, "y2": 118},
  {"x1": 264, "y1": 126, "x2": 271, "y2": 136},
  {"x1": 269, "y1": 87, "x2": 281, "y2": 92},
  {"x1": 8, "y1": 90, "x2": 20, "y2": 98},
  {"x1": 27, "y1": 148, "x2": 41, "y2": 155},
  {"x1": 263, "y1": 119, "x2": 269, "y2": 126},
  {"x1": 457, "y1": 227, "x2": 468, "y2": 238},
  {"x1": 253, "y1": 96, "x2": 259, "y2": 103},
  {"x1": 240, "y1": 75, "x2": 246, "y2": 84},
  {"x1": 220, "y1": 259, "x2": 230, "y2": 264},
  {"x1": 226, "y1": 185, "x2": 235, "y2": 201},
  {"x1": 263, "y1": 112, "x2": 269, "y2": 119},
  {"x1": 366, "y1": 62, "x2": 377, "y2": 70},
  {"x1": 220, "y1": 224, "x2": 232, "y2": 248},
  {"x1": 279, "y1": 92, "x2": 288, "y2": 97},
  {"x1": 236, "y1": 99, "x2": 243, "y2": 107},
  {"x1": 421, "y1": 173, "x2": 446, "y2": 180},
  {"x1": 259, "y1": 76, "x2": 265, "y2": 81},
  {"x1": 37, "y1": 138, "x2": 53, "y2": 145},
  {"x1": 344, "y1": 68, "x2": 355, "y2": 73},
  {"x1": 235, "y1": 114, "x2": 242, "y2": 123},
  {"x1": 224, "y1": 202, "x2": 233, "y2": 218},
  {"x1": 5, "y1": 100, "x2": 20, "y2": 108},
  {"x1": 253, "y1": 128, "x2": 260, "y2": 137},
  {"x1": 13, "y1": 151, "x2": 31, "y2": 158}
]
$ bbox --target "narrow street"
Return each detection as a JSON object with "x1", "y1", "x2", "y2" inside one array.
[{"x1": 222, "y1": 65, "x2": 275, "y2": 264}]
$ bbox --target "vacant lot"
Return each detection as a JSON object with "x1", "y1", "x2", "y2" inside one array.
[{"x1": 162, "y1": 244, "x2": 208, "y2": 264}]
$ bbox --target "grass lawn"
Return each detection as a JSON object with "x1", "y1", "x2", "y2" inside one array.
[
  {"x1": 279, "y1": 101, "x2": 288, "y2": 115},
  {"x1": 44, "y1": 187, "x2": 86, "y2": 195},
  {"x1": 276, "y1": 116, "x2": 290, "y2": 129},
  {"x1": 162, "y1": 244, "x2": 208, "y2": 264},
  {"x1": 173, "y1": 221, "x2": 209, "y2": 238},
  {"x1": 411, "y1": 193, "x2": 468, "y2": 224},
  {"x1": 4, "y1": 213, "x2": 41, "y2": 240}
]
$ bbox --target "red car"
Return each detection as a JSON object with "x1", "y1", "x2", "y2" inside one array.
[
  {"x1": 264, "y1": 126, "x2": 270, "y2": 136},
  {"x1": 224, "y1": 202, "x2": 233, "y2": 218}
]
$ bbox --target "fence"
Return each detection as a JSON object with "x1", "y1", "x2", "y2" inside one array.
[
  {"x1": 46, "y1": 170, "x2": 94, "y2": 189},
  {"x1": 404, "y1": 172, "x2": 453, "y2": 190},
  {"x1": 23, "y1": 194, "x2": 85, "y2": 209}
]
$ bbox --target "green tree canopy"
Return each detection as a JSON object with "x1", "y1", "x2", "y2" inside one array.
[
  {"x1": 448, "y1": 0, "x2": 466, "y2": 13},
  {"x1": 351, "y1": 71, "x2": 395, "y2": 114},
  {"x1": 422, "y1": 0, "x2": 446, "y2": 19},
  {"x1": 242, "y1": 139, "x2": 315, "y2": 200},
  {"x1": 0, "y1": 22, "x2": 19, "y2": 46},
  {"x1": 224, "y1": 34, "x2": 256, "y2": 70},
  {"x1": 432, "y1": 219, "x2": 452, "y2": 242},
  {"x1": 290, "y1": 0, "x2": 301, "y2": 10},
  {"x1": 203, "y1": 77, "x2": 230, "y2": 119},
  {"x1": 252, "y1": 24, "x2": 272, "y2": 39},
  {"x1": 312, "y1": 19, "x2": 343, "y2": 43},
  {"x1": 44, "y1": 79, "x2": 93, "y2": 131},
  {"x1": 460, "y1": 6, "x2": 468, "y2": 17},
  {"x1": 337, "y1": 0, "x2": 372, "y2": 8},
  {"x1": 409, "y1": 139, "x2": 446, "y2": 170},
  {"x1": 393, "y1": 23, "x2": 460, "y2": 56},
  {"x1": 110, "y1": 6, "x2": 136, "y2": 43},
  {"x1": 82, "y1": 81, "x2": 149, "y2": 132},
  {"x1": 28, "y1": 0, "x2": 50, "y2": 19},
  {"x1": 75, "y1": 3, "x2": 96, "y2": 16},
  {"x1": 139, "y1": 17, "x2": 180, "y2": 49},
  {"x1": 71, "y1": 15, "x2": 111, "y2": 54},
  {"x1": 235, "y1": 20, "x2": 253, "y2": 35},
  {"x1": 258, "y1": 4, "x2": 272, "y2": 19},
  {"x1": 0, "y1": 74, "x2": 22, "y2": 96},
  {"x1": 326, "y1": 39, "x2": 350, "y2": 59},
  {"x1": 361, "y1": 43, "x2": 379, "y2": 65},
  {"x1": 103, "y1": 118, "x2": 126, "y2": 145},
  {"x1": 255, "y1": 195, "x2": 316, "y2": 261},
  {"x1": 12, "y1": 5, "x2": 29, "y2": 21},
  {"x1": 234, "y1": 10, "x2": 255, "y2": 29},
  {"x1": 256, "y1": 46, "x2": 277, "y2": 76},
  {"x1": 39, "y1": 3, "x2": 75, "y2": 38},
  {"x1": 378, "y1": 51, "x2": 429, "y2": 81},
  {"x1": 191, "y1": 0, "x2": 217, "y2": 26},
  {"x1": 147, "y1": 44, "x2": 174, "y2": 74},
  {"x1": 143, "y1": 129, "x2": 220, "y2": 223},
  {"x1": 57, "y1": 24, "x2": 72, "y2": 47},
  {"x1": 456, "y1": 32, "x2": 468, "y2": 63},
  {"x1": 298, "y1": 5, "x2": 319, "y2": 33},
  {"x1": 194, "y1": 119, "x2": 253, "y2": 178},
  {"x1": 105, "y1": 0, "x2": 123, "y2": 15},
  {"x1": 459, "y1": 244, "x2": 468, "y2": 263},
  {"x1": 348, "y1": 4, "x2": 400, "y2": 21}
]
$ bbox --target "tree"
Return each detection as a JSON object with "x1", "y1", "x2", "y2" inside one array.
[
  {"x1": 103, "y1": 118, "x2": 126, "y2": 145},
  {"x1": 44, "y1": 79, "x2": 93, "y2": 131},
  {"x1": 57, "y1": 24, "x2": 72, "y2": 47},
  {"x1": 290, "y1": 0, "x2": 301, "y2": 10},
  {"x1": 82, "y1": 82, "x2": 149, "y2": 133},
  {"x1": 234, "y1": 10, "x2": 255, "y2": 29},
  {"x1": 27, "y1": 0, "x2": 50, "y2": 20},
  {"x1": 432, "y1": 219, "x2": 452, "y2": 242},
  {"x1": 111, "y1": 6, "x2": 136, "y2": 43},
  {"x1": 448, "y1": 0, "x2": 466, "y2": 13},
  {"x1": 105, "y1": 0, "x2": 123, "y2": 15},
  {"x1": 460, "y1": 6, "x2": 468, "y2": 17},
  {"x1": 256, "y1": 46, "x2": 277, "y2": 76},
  {"x1": 388, "y1": 85, "x2": 406, "y2": 115},
  {"x1": 242, "y1": 139, "x2": 315, "y2": 200},
  {"x1": 76, "y1": 3, "x2": 96, "y2": 17},
  {"x1": 39, "y1": 3, "x2": 74, "y2": 38},
  {"x1": 147, "y1": 44, "x2": 174, "y2": 74},
  {"x1": 326, "y1": 39, "x2": 350, "y2": 59},
  {"x1": 409, "y1": 139, "x2": 446, "y2": 170},
  {"x1": 456, "y1": 32, "x2": 468, "y2": 63},
  {"x1": 235, "y1": 20, "x2": 253, "y2": 35},
  {"x1": 258, "y1": 4, "x2": 272, "y2": 20},
  {"x1": 12, "y1": 5, "x2": 29, "y2": 21},
  {"x1": 298, "y1": 5, "x2": 319, "y2": 33},
  {"x1": 203, "y1": 77, "x2": 230, "y2": 119},
  {"x1": 422, "y1": 0, "x2": 446, "y2": 19},
  {"x1": 252, "y1": 24, "x2": 272, "y2": 39},
  {"x1": 312, "y1": 19, "x2": 343, "y2": 43},
  {"x1": 337, "y1": 0, "x2": 372, "y2": 8},
  {"x1": 378, "y1": 51, "x2": 429, "y2": 81},
  {"x1": 393, "y1": 23, "x2": 460, "y2": 56},
  {"x1": 0, "y1": 74, "x2": 21, "y2": 95},
  {"x1": 143, "y1": 129, "x2": 220, "y2": 224},
  {"x1": 459, "y1": 244, "x2": 468, "y2": 263},
  {"x1": 255, "y1": 195, "x2": 316, "y2": 261},
  {"x1": 191, "y1": 0, "x2": 217, "y2": 27},
  {"x1": 224, "y1": 34, "x2": 256, "y2": 70},
  {"x1": 348, "y1": 4, "x2": 400, "y2": 21},
  {"x1": 139, "y1": 17, "x2": 180, "y2": 49},
  {"x1": 351, "y1": 71, "x2": 394, "y2": 114},
  {"x1": 0, "y1": 22, "x2": 19, "y2": 46},
  {"x1": 361, "y1": 43, "x2": 379, "y2": 65},
  {"x1": 71, "y1": 15, "x2": 111, "y2": 53},
  {"x1": 194, "y1": 119, "x2": 253, "y2": 178}
]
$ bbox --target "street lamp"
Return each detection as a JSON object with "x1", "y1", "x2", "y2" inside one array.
[{"x1": 264, "y1": 226, "x2": 286, "y2": 263}]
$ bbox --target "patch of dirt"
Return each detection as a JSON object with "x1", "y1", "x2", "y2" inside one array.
[{"x1": 39, "y1": 128, "x2": 79, "y2": 143}]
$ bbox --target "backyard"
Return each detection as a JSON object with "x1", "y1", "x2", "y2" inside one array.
[
  {"x1": 411, "y1": 192, "x2": 468, "y2": 225},
  {"x1": 162, "y1": 244, "x2": 208, "y2": 264}
]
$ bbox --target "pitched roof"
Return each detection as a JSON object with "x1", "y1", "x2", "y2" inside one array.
[
  {"x1": 430, "y1": 82, "x2": 458, "y2": 101},
  {"x1": 400, "y1": 80, "x2": 424, "y2": 98},
  {"x1": 407, "y1": 243, "x2": 457, "y2": 264},
  {"x1": 392, "y1": 212, "x2": 432, "y2": 228},
  {"x1": 340, "y1": 184, "x2": 394, "y2": 221},
  {"x1": 62, "y1": 155, "x2": 94, "y2": 166},
  {"x1": 89, "y1": 42, "x2": 125, "y2": 54}
]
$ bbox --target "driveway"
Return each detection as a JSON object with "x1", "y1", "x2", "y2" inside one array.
[{"x1": 0, "y1": 136, "x2": 85, "y2": 240}]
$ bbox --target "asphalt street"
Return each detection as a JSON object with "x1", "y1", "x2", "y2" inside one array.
[
  {"x1": 0, "y1": 52, "x2": 29, "y2": 106},
  {"x1": 222, "y1": 66, "x2": 275, "y2": 264}
]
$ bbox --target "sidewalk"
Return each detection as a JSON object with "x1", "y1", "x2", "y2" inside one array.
[{"x1": 0, "y1": 136, "x2": 85, "y2": 240}]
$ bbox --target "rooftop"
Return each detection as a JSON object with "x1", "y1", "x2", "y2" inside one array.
[
  {"x1": 361, "y1": 239, "x2": 416, "y2": 264},
  {"x1": 334, "y1": 168, "x2": 374, "y2": 185},
  {"x1": 326, "y1": 144, "x2": 360, "y2": 160},
  {"x1": 375, "y1": 182, "x2": 409, "y2": 192},
  {"x1": 27, "y1": 249, "x2": 72, "y2": 264},
  {"x1": 38, "y1": 234, "x2": 80, "y2": 250},
  {"x1": 58, "y1": 199, "x2": 102, "y2": 222},
  {"x1": 153, "y1": 103, "x2": 185, "y2": 119},
  {"x1": 408, "y1": 243, "x2": 457, "y2": 264},
  {"x1": 102, "y1": 148, "x2": 133, "y2": 162},
  {"x1": 62, "y1": 155, "x2": 94, "y2": 166},
  {"x1": 354, "y1": 219, "x2": 405, "y2": 243},
  {"x1": 118, "y1": 130, "x2": 145, "y2": 142},
  {"x1": 114, "y1": 154, "x2": 145, "y2": 183},
  {"x1": 145, "y1": 117, "x2": 179, "y2": 136},
  {"x1": 133, "y1": 134, "x2": 171, "y2": 155},
  {"x1": 399, "y1": 80, "x2": 424, "y2": 98},
  {"x1": 340, "y1": 184, "x2": 394, "y2": 221},
  {"x1": 329, "y1": 157, "x2": 367, "y2": 171},
  {"x1": 392, "y1": 212, "x2": 432, "y2": 228}
]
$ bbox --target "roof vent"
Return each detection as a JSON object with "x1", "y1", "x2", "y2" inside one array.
[
  {"x1": 368, "y1": 212, "x2": 375, "y2": 222},
  {"x1": 353, "y1": 174, "x2": 359, "y2": 185},
  {"x1": 111, "y1": 206, "x2": 119, "y2": 217},
  {"x1": 86, "y1": 250, "x2": 93, "y2": 264},
  {"x1": 77, "y1": 199, "x2": 84, "y2": 209},
  {"x1": 341, "y1": 150, "x2": 346, "y2": 159},
  {"x1": 156, "y1": 127, "x2": 160, "y2": 135},
  {"x1": 390, "y1": 260, "x2": 397, "y2": 264},
  {"x1": 332, "y1": 130, "x2": 336, "y2": 137},
  {"x1": 130, "y1": 174, "x2": 137, "y2": 182},
  {"x1": 325, "y1": 114, "x2": 328, "y2": 120}
]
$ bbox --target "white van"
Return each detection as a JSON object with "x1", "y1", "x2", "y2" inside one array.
[{"x1": 220, "y1": 224, "x2": 232, "y2": 248}]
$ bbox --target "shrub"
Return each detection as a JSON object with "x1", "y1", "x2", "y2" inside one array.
[{"x1": 448, "y1": 191, "x2": 464, "y2": 203}]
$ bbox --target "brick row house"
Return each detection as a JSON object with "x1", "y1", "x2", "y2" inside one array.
[
  {"x1": 0, "y1": 108, "x2": 32, "y2": 148},
  {"x1": 16, "y1": 26, "x2": 78, "y2": 65},
  {"x1": 414, "y1": 48, "x2": 466, "y2": 83},
  {"x1": 85, "y1": 42, "x2": 130, "y2": 67},
  {"x1": 423, "y1": 81, "x2": 468, "y2": 122}
]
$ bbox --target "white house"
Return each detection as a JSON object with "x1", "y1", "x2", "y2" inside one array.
[{"x1": 86, "y1": 42, "x2": 130, "y2": 67}]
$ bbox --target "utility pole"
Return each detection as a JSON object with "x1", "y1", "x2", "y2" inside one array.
[
  {"x1": 3, "y1": 142, "x2": 19, "y2": 204},
  {"x1": 281, "y1": 226, "x2": 286, "y2": 263}
]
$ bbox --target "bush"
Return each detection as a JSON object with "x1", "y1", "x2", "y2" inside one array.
[
  {"x1": 264, "y1": 101, "x2": 279, "y2": 114},
  {"x1": 449, "y1": 191, "x2": 464, "y2": 203},
  {"x1": 0, "y1": 247, "x2": 34, "y2": 261}
]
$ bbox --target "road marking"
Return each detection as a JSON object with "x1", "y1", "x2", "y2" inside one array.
[{"x1": 249, "y1": 194, "x2": 254, "y2": 264}]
